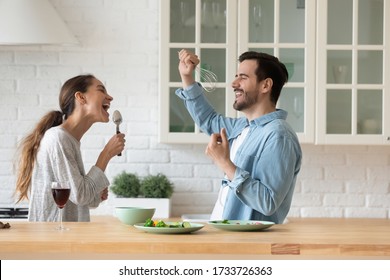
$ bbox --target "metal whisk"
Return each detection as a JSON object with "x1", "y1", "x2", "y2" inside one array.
[
  {"x1": 196, "y1": 66, "x2": 218, "y2": 92},
  {"x1": 178, "y1": 51, "x2": 218, "y2": 92}
]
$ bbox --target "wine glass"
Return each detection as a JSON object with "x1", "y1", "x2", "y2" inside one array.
[
  {"x1": 293, "y1": 95, "x2": 304, "y2": 119},
  {"x1": 202, "y1": 0, "x2": 213, "y2": 41},
  {"x1": 180, "y1": 1, "x2": 190, "y2": 38},
  {"x1": 253, "y1": 2, "x2": 262, "y2": 42},
  {"x1": 51, "y1": 182, "x2": 71, "y2": 230},
  {"x1": 212, "y1": 1, "x2": 221, "y2": 42}
]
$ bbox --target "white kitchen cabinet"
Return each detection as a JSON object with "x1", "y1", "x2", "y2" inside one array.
[
  {"x1": 316, "y1": 0, "x2": 390, "y2": 144},
  {"x1": 159, "y1": 0, "x2": 238, "y2": 143},
  {"x1": 159, "y1": 0, "x2": 315, "y2": 144},
  {"x1": 238, "y1": 0, "x2": 316, "y2": 144},
  {"x1": 159, "y1": 0, "x2": 388, "y2": 145}
]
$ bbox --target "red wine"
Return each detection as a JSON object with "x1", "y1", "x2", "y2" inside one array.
[{"x1": 52, "y1": 188, "x2": 70, "y2": 209}]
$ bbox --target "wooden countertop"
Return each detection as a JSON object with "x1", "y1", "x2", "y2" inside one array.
[{"x1": 1, "y1": 216, "x2": 390, "y2": 259}]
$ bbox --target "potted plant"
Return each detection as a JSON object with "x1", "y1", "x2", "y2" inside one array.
[
  {"x1": 110, "y1": 171, "x2": 140, "y2": 198},
  {"x1": 140, "y1": 173, "x2": 173, "y2": 199},
  {"x1": 107, "y1": 172, "x2": 173, "y2": 218}
]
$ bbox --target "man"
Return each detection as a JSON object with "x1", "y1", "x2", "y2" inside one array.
[{"x1": 176, "y1": 49, "x2": 302, "y2": 224}]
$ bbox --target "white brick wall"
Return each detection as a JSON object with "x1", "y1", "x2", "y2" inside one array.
[{"x1": 0, "y1": 0, "x2": 389, "y2": 219}]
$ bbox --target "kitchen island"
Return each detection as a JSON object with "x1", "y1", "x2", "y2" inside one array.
[{"x1": 1, "y1": 216, "x2": 389, "y2": 259}]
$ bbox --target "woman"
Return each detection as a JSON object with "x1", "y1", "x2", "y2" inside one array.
[{"x1": 15, "y1": 74, "x2": 125, "y2": 222}]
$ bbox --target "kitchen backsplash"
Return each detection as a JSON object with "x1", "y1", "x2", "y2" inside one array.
[{"x1": 0, "y1": 0, "x2": 389, "y2": 219}]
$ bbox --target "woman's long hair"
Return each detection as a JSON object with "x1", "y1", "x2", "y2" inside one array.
[{"x1": 14, "y1": 74, "x2": 96, "y2": 203}]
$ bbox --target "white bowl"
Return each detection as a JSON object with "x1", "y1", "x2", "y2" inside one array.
[{"x1": 115, "y1": 207, "x2": 155, "y2": 225}]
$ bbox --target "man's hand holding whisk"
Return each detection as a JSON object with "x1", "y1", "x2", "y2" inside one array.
[
  {"x1": 178, "y1": 49, "x2": 199, "y2": 88},
  {"x1": 178, "y1": 49, "x2": 218, "y2": 92}
]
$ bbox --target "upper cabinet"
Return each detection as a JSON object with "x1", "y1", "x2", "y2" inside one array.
[
  {"x1": 159, "y1": 0, "x2": 238, "y2": 143},
  {"x1": 159, "y1": 0, "x2": 389, "y2": 145},
  {"x1": 239, "y1": 0, "x2": 316, "y2": 144},
  {"x1": 316, "y1": 0, "x2": 390, "y2": 144}
]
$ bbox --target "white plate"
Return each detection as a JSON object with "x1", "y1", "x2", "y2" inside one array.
[
  {"x1": 208, "y1": 220, "x2": 274, "y2": 231},
  {"x1": 181, "y1": 214, "x2": 210, "y2": 222},
  {"x1": 134, "y1": 222, "x2": 204, "y2": 234}
]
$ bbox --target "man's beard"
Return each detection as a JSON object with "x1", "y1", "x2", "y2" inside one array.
[{"x1": 233, "y1": 90, "x2": 256, "y2": 111}]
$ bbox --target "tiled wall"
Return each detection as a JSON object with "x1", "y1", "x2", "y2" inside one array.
[{"x1": 0, "y1": 0, "x2": 389, "y2": 219}]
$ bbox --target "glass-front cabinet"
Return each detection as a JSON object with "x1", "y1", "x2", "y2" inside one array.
[
  {"x1": 160, "y1": 0, "x2": 237, "y2": 143},
  {"x1": 159, "y1": 0, "x2": 389, "y2": 145},
  {"x1": 239, "y1": 0, "x2": 316, "y2": 143},
  {"x1": 316, "y1": 0, "x2": 390, "y2": 144},
  {"x1": 159, "y1": 0, "x2": 315, "y2": 143}
]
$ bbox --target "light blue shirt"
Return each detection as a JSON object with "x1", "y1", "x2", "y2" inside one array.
[{"x1": 176, "y1": 83, "x2": 302, "y2": 224}]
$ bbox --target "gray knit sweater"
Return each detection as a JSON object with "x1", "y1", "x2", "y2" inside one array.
[{"x1": 28, "y1": 126, "x2": 109, "y2": 222}]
